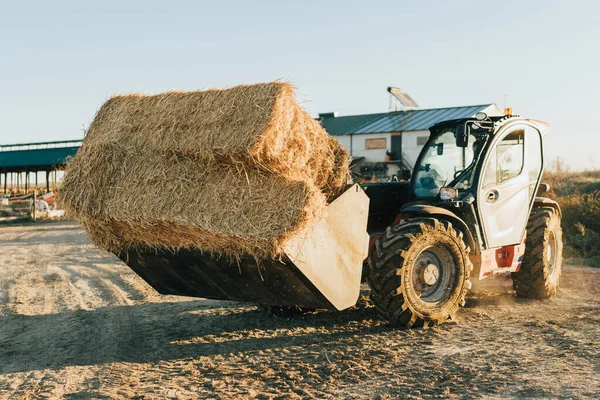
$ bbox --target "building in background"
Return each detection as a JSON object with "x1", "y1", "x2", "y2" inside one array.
[
  {"x1": 1, "y1": 91, "x2": 504, "y2": 190},
  {"x1": 319, "y1": 99, "x2": 502, "y2": 180}
]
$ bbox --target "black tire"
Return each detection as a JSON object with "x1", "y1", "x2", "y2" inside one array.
[
  {"x1": 367, "y1": 218, "x2": 473, "y2": 328},
  {"x1": 512, "y1": 207, "x2": 563, "y2": 298},
  {"x1": 257, "y1": 305, "x2": 314, "y2": 316}
]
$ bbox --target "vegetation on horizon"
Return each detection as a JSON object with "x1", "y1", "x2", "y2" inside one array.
[{"x1": 544, "y1": 159, "x2": 600, "y2": 266}]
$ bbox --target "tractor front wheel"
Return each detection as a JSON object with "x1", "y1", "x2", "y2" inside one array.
[
  {"x1": 368, "y1": 218, "x2": 472, "y2": 328},
  {"x1": 512, "y1": 207, "x2": 563, "y2": 298}
]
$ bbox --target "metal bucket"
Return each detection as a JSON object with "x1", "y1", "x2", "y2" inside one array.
[{"x1": 116, "y1": 184, "x2": 370, "y2": 310}]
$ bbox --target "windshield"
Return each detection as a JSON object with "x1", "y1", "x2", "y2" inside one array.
[{"x1": 413, "y1": 127, "x2": 487, "y2": 197}]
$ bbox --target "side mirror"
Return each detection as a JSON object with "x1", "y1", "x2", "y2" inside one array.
[{"x1": 437, "y1": 143, "x2": 444, "y2": 155}]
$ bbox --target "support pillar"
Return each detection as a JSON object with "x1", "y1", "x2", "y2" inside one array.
[
  {"x1": 46, "y1": 170, "x2": 50, "y2": 193},
  {"x1": 25, "y1": 169, "x2": 29, "y2": 194}
]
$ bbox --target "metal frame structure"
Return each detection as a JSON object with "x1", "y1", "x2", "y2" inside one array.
[{"x1": 0, "y1": 139, "x2": 81, "y2": 195}]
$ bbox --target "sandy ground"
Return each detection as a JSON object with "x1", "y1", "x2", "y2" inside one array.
[{"x1": 0, "y1": 221, "x2": 599, "y2": 399}]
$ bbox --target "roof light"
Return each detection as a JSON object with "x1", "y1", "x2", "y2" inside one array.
[
  {"x1": 504, "y1": 108, "x2": 512, "y2": 116},
  {"x1": 475, "y1": 112, "x2": 487, "y2": 120}
]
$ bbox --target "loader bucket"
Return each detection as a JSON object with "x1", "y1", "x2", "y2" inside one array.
[{"x1": 116, "y1": 184, "x2": 370, "y2": 311}]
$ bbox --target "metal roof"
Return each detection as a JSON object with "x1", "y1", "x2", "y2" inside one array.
[
  {"x1": 0, "y1": 146, "x2": 79, "y2": 171},
  {"x1": 318, "y1": 112, "x2": 386, "y2": 136},
  {"x1": 319, "y1": 104, "x2": 493, "y2": 135}
]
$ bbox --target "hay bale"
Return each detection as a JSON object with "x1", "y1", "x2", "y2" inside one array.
[
  {"x1": 62, "y1": 144, "x2": 325, "y2": 259},
  {"x1": 82, "y1": 82, "x2": 348, "y2": 195},
  {"x1": 60, "y1": 82, "x2": 349, "y2": 259}
]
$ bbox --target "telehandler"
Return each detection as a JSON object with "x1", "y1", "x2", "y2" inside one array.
[
  {"x1": 117, "y1": 112, "x2": 562, "y2": 328},
  {"x1": 364, "y1": 112, "x2": 562, "y2": 327}
]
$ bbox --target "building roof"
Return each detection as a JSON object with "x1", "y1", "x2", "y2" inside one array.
[
  {"x1": 0, "y1": 141, "x2": 81, "y2": 172},
  {"x1": 319, "y1": 104, "x2": 494, "y2": 135}
]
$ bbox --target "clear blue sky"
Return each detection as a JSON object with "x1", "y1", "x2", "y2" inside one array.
[{"x1": 1, "y1": 0, "x2": 598, "y2": 170}]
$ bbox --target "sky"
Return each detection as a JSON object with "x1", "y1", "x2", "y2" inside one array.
[{"x1": 1, "y1": 0, "x2": 599, "y2": 170}]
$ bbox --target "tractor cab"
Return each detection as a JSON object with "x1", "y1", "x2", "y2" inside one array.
[
  {"x1": 412, "y1": 114, "x2": 495, "y2": 199},
  {"x1": 409, "y1": 113, "x2": 552, "y2": 252},
  {"x1": 366, "y1": 113, "x2": 563, "y2": 328}
]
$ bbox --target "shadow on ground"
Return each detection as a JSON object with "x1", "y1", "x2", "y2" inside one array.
[{"x1": 0, "y1": 297, "x2": 387, "y2": 374}]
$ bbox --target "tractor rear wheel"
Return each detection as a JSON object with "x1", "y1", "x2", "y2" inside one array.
[
  {"x1": 512, "y1": 207, "x2": 563, "y2": 298},
  {"x1": 368, "y1": 218, "x2": 472, "y2": 328}
]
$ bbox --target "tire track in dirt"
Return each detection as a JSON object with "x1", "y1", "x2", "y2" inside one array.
[{"x1": 1, "y1": 221, "x2": 599, "y2": 399}]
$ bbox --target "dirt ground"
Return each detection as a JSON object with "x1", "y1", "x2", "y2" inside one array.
[{"x1": 1, "y1": 221, "x2": 599, "y2": 399}]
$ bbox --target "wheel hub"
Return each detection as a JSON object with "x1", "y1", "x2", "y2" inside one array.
[
  {"x1": 420, "y1": 263, "x2": 440, "y2": 286},
  {"x1": 411, "y1": 247, "x2": 457, "y2": 304}
]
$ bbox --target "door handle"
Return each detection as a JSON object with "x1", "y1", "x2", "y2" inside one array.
[{"x1": 486, "y1": 189, "x2": 499, "y2": 203}]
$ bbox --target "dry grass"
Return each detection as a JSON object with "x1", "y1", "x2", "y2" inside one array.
[
  {"x1": 543, "y1": 168, "x2": 600, "y2": 266},
  {"x1": 59, "y1": 82, "x2": 349, "y2": 259}
]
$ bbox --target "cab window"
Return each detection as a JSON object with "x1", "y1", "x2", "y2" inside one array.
[{"x1": 483, "y1": 130, "x2": 525, "y2": 187}]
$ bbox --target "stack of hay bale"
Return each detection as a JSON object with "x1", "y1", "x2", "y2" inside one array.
[{"x1": 60, "y1": 82, "x2": 350, "y2": 260}]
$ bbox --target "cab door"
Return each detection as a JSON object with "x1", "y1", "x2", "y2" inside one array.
[{"x1": 477, "y1": 124, "x2": 543, "y2": 249}]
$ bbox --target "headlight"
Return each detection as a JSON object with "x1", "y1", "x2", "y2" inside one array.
[
  {"x1": 475, "y1": 112, "x2": 487, "y2": 120},
  {"x1": 440, "y1": 187, "x2": 458, "y2": 201}
]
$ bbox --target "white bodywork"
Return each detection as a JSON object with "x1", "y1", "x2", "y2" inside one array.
[{"x1": 477, "y1": 120, "x2": 546, "y2": 248}]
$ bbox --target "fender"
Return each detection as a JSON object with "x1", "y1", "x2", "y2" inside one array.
[
  {"x1": 534, "y1": 197, "x2": 562, "y2": 218},
  {"x1": 400, "y1": 204, "x2": 479, "y2": 255}
]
